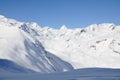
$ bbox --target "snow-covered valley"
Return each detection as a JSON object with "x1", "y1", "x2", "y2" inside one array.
[{"x1": 0, "y1": 15, "x2": 120, "y2": 80}]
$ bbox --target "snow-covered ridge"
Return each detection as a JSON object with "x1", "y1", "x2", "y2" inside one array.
[
  {"x1": 0, "y1": 15, "x2": 120, "y2": 73},
  {"x1": 0, "y1": 15, "x2": 73, "y2": 73},
  {"x1": 39, "y1": 23, "x2": 120, "y2": 69}
]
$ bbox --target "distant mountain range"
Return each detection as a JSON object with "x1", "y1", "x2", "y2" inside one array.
[{"x1": 0, "y1": 15, "x2": 120, "y2": 73}]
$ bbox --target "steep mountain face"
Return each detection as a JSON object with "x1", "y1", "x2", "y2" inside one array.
[
  {"x1": 0, "y1": 15, "x2": 120, "y2": 73},
  {"x1": 0, "y1": 15, "x2": 73, "y2": 73}
]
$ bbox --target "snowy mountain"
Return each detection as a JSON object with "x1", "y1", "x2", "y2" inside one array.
[
  {"x1": 0, "y1": 15, "x2": 73, "y2": 73},
  {"x1": 38, "y1": 23, "x2": 120, "y2": 69},
  {"x1": 0, "y1": 15, "x2": 120, "y2": 73}
]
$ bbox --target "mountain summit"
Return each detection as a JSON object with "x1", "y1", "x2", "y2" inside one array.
[{"x1": 0, "y1": 15, "x2": 120, "y2": 73}]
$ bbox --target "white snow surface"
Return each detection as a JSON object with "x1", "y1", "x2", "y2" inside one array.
[
  {"x1": 0, "y1": 15, "x2": 120, "y2": 73},
  {"x1": 0, "y1": 15, "x2": 73, "y2": 73},
  {"x1": 0, "y1": 68, "x2": 120, "y2": 80},
  {"x1": 37, "y1": 23, "x2": 120, "y2": 69}
]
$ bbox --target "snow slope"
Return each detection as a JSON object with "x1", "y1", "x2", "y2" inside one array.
[
  {"x1": 0, "y1": 59, "x2": 34, "y2": 73},
  {"x1": 0, "y1": 68, "x2": 120, "y2": 80},
  {"x1": 37, "y1": 24, "x2": 120, "y2": 69},
  {"x1": 0, "y1": 15, "x2": 73, "y2": 73}
]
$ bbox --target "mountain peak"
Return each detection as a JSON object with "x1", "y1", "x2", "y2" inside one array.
[
  {"x1": 28, "y1": 22, "x2": 39, "y2": 28},
  {"x1": 60, "y1": 25, "x2": 68, "y2": 31},
  {"x1": 0, "y1": 15, "x2": 8, "y2": 22},
  {"x1": 0, "y1": 15, "x2": 5, "y2": 18}
]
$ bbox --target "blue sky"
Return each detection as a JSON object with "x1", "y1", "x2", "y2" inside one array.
[{"x1": 0, "y1": 0, "x2": 120, "y2": 28}]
